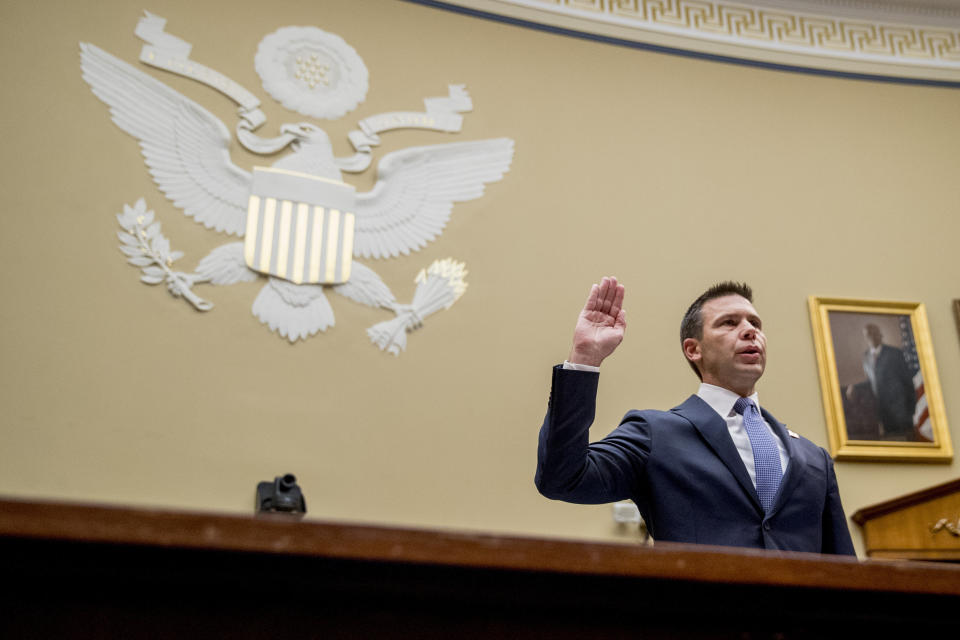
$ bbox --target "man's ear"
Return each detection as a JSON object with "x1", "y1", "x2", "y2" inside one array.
[{"x1": 682, "y1": 338, "x2": 701, "y2": 367}]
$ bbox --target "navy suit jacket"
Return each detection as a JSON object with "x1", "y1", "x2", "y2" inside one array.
[
  {"x1": 863, "y1": 344, "x2": 916, "y2": 436},
  {"x1": 536, "y1": 366, "x2": 855, "y2": 555}
]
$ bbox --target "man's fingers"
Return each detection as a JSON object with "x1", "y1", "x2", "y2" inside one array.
[
  {"x1": 584, "y1": 277, "x2": 624, "y2": 317},
  {"x1": 593, "y1": 278, "x2": 611, "y2": 313},
  {"x1": 598, "y1": 276, "x2": 615, "y2": 314},
  {"x1": 604, "y1": 277, "x2": 622, "y2": 315},
  {"x1": 612, "y1": 283, "x2": 625, "y2": 316},
  {"x1": 583, "y1": 284, "x2": 600, "y2": 312}
]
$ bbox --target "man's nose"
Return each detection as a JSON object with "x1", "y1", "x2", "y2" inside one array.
[{"x1": 740, "y1": 322, "x2": 756, "y2": 338}]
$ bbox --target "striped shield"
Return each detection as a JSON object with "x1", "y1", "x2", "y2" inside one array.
[{"x1": 244, "y1": 167, "x2": 356, "y2": 284}]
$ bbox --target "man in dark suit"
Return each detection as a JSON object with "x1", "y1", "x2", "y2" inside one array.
[
  {"x1": 846, "y1": 324, "x2": 916, "y2": 441},
  {"x1": 535, "y1": 278, "x2": 855, "y2": 555}
]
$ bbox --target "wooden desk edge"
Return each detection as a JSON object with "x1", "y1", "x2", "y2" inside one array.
[{"x1": 2, "y1": 497, "x2": 958, "y2": 596}]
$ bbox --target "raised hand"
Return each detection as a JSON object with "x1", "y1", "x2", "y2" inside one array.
[{"x1": 568, "y1": 276, "x2": 626, "y2": 367}]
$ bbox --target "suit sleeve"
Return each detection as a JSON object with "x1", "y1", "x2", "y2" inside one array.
[
  {"x1": 535, "y1": 366, "x2": 650, "y2": 504},
  {"x1": 819, "y1": 448, "x2": 856, "y2": 556}
]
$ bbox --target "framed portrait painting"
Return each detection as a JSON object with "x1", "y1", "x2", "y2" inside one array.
[{"x1": 808, "y1": 297, "x2": 952, "y2": 462}]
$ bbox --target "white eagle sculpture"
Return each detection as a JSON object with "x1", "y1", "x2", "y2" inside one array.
[{"x1": 79, "y1": 31, "x2": 513, "y2": 347}]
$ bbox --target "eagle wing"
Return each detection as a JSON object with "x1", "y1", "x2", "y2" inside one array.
[
  {"x1": 80, "y1": 43, "x2": 250, "y2": 235},
  {"x1": 353, "y1": 138, "x2": 514, "y2": 259}
]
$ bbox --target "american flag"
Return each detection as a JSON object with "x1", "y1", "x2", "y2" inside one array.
[{"x1": 899, "y1": 316, "x2": 932, "y2": 441}]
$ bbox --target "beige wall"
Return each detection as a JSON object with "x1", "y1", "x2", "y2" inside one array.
[{"x1": 1, "y1": 0, "x2": 958, "y2": 557}]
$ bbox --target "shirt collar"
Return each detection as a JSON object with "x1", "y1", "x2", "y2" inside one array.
[{"x1": 697, "y1": 382, "x2": 760, "y2": 418}]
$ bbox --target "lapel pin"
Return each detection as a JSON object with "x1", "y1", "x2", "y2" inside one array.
[{"x1": 787, "y1": 429, "x2": 800, "y2": 439}]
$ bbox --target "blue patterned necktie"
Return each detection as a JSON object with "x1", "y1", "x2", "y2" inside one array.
[{"x1": 733, "y1": 397, "x2": 783, "y2": 513}]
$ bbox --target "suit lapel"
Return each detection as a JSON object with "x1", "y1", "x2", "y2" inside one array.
[
  {"x1": 760, "y1": 407, "x2": 804, "y2": 515},
  {"x1": 674, "y1": 395, "x2": 762, "y2": 513}
]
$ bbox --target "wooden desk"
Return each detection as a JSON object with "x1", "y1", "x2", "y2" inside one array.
[
  {"x1": 853, "y1": 478, "x2": 960, "y2": 561},
  {"x1": 2, "y1": 498, "x2": 958, "y2": 638}
]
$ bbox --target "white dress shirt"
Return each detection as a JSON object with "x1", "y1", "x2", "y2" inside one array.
[
  {"x1": 865, "y1": 343, "x2": 882, "y2": 394},
  {"x1": 696, "y1": 383, "x2": 789, "y2": 487},
  {"x1": 561, "y1": 362, "x2": 790, "y2": 489}
]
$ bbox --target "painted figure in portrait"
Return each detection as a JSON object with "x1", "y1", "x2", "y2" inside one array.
[{"x1": 829, "y1": 312, "x2": 928, "y2": 443}]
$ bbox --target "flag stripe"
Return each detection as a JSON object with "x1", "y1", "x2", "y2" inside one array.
[
  {"x1": 258, "y1": 198, "x2": 277, "y2": 273},
  {"x1": 341, "y1": 212, "x2": 355, "y2": 282},
  {"x1": 291, "y1": 204, "x2": 309, "y2": 284},
  {"x1": 275, "y1": 200, "x2": 293, "y2": 279},
  {"x1": 308, "y1": 207, "x2": 324, "y2": 283},
  {"x1": 325, "y1": 209, "x2": 341, "y2": 283},
  {"x1": 901, "y1": 317, "x2": 929, "y2": 441}
]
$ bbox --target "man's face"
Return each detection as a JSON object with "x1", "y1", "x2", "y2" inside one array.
[
  {"x1": 864, "y1": 325, "x2": 882, "y2": 348},
  {"x1": 683, "y1": 294, "x2": 766, "y2": 396}
]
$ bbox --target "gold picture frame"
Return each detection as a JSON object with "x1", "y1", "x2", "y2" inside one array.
[{"x1": 808, "y1": 297, "x2": 952, "y2": 463}]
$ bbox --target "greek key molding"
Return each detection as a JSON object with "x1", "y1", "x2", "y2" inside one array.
[
  {"x1": 442, "y1": 0, "x2": 960, "y2": 82},
  {"x1": 526, "y1": 0, "x2": 960, "y2": 62}
]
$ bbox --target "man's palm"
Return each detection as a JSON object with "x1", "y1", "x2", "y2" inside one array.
[{"x1": 569, "y1": 277, "x2": 626, "y2": 367}]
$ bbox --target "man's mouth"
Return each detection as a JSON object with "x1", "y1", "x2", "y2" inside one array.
[{"x1": 737, "y1": 346, "x2": 762, "y2": 360}]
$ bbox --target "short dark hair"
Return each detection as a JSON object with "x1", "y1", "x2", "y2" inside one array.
[{"x1": 679, "y1": 282, "x2": 754, "y2": 380}]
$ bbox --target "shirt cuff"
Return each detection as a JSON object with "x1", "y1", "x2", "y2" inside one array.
[{"x1": 562, "y1": 360, "x2": 600, "y2": 373}]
